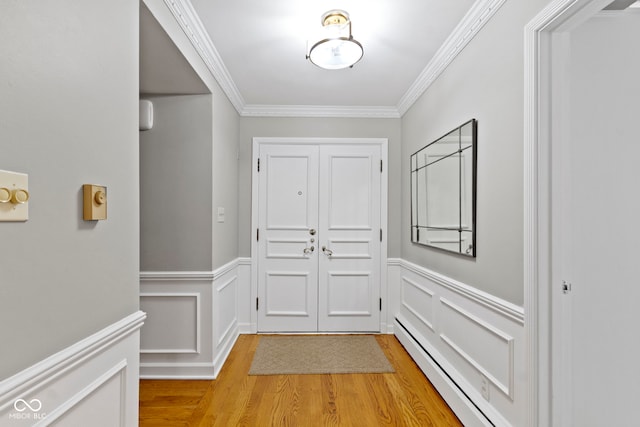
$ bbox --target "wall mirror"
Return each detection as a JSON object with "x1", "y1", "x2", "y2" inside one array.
[{"x1": 411, "y1": 119, "x2": 477, "y2": 257}]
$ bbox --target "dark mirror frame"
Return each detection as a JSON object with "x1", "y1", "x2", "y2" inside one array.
[{"x1": 410, "y1": 119, "x2": 477, "y2": 257}]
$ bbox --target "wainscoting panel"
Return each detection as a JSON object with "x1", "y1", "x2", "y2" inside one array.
[
  {"x1": 140, "y1": 259, "x2": 241, "y2": 379},
  {"x1": 394, "y1": 260, "x2": 525, "y2": 427},
  {"x1": 140, "y1": 293, "x2": 201, "y2": 354},
  {"x1": 0, "y1": 311, "x2": 145, "y2": 427}
]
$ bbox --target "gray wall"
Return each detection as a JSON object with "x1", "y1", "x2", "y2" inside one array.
[
  {"x1": 140, "y1": 95, "x2": 213, "y2": 271},
  {"x1": 401, "y1": 0, "x2": 549, "y2": 306},
  {"x1": 140, "y1": 0, "x2": 240, "y2": 272},
  {"x1": 0, "y1": 0, "x2": 139, "y2": 379},
  {"x1": 212, "y1": 85, "x2": 240, "y2": 268},
  {"x1": 238, "y1": 117, "x2": 402, "y2": 258}
]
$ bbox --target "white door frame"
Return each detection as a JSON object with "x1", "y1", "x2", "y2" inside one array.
[
  {"x1": 250, "y1": 137, "x2": 389, "y2": 334},
  {"x1": 524, "y1": 0, "x2": 611, "y2": 425}
]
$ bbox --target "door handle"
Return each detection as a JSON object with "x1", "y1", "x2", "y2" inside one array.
[
  {"x1": 309, "y1": 228, "x2": 316, "y2": 235},
  {"x1": 322, "y1": 246, "x2": 333, "y2": 256},
  {"x1": 303, "y1": 246, "x2": 315, "y2": 254}
]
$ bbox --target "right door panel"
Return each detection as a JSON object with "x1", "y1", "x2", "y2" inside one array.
[{"x1": 318, "y1": 145, "x2": 381, "y2": 332}]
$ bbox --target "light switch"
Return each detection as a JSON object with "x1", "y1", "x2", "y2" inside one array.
[
  {"x1": 83, "y1": 184, "x2": 107, "y2": 220},
  {"x1": 0, "y1": 169, "x2": 29, "y2": 222},
  {"x1": 217, "y1": 207, "x2": 225, "y2": 223}
]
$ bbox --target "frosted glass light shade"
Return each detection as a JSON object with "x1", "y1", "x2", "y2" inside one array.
[
  {"x1": 306, "y1": 10, "x2": 364, "y2": 70},
  {"x1": 308, "y1": 37, "x2": 364, "y2": 70}
]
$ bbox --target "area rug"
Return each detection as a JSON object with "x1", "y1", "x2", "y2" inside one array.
[{"x1": 248, "y1": 335, "x2": 394, "y2": 375}]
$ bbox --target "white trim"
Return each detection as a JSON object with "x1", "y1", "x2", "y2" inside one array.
[
  {"x1": 0, "y1": 311, "x2": 145, "y2": 401},
  {"x1": 241, "y1": 104, "x2": 401, "y2": 119},
  {"x1": 387, "y1": 257, "x2": 402, "y2": 267},
  {"x1": 253, "y1": 137, "x2": 388, "y2": 146},
  {"x1": 396, "y1": 0, "x2": 508, "y2": 115},
  {"x1": 401, "y1": 259, "x2": 524, "y2": 324},
  {"x1": 138, "y1": 259, "x2": 244, "y2": 282},
  {"x1": 163, "y1": 0, "x2": 245, "y2": 112},
  {"x1": 140, "y1": 271, "x2": 214, "y2": 281},
  {"x1": 237, "y1": 257, "x2": 252, "y2": 266},
  {"x1": 213, "y1": 258, "x2": 241, "y2": 279}
]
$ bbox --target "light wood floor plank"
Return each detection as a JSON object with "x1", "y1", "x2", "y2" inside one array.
[{"x1": 140, "y1": 334, "x2": 462, "y2": 426}]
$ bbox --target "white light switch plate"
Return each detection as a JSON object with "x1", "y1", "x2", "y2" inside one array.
[
  {"x1": 0, "y1": 169, "x2": 29, "y2": 222},
  {"x1": 217, "y1": 207, "x2": 225, "y2": 223}
]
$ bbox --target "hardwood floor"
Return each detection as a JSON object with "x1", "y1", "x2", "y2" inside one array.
[{"x1": 139, "y1": 334, "x2": 462, "y2": 426}]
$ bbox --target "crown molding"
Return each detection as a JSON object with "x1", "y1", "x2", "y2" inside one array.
[
  {"x1": 241, "y1": 104, "x2": 401, "y2": 119},
  {"x1": 165, "y1": 0, "x2": 506, "y2": 119},
  {"x1": 164, "y1": 0, "x2": 245, "y2": 113},
  {"x1": 396, "y1": 0, "x2": 507, "y2": 116}
]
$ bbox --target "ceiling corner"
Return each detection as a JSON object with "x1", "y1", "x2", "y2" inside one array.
[{"x1": 396, "y1": 0, "x2": 508, "y2": 116}]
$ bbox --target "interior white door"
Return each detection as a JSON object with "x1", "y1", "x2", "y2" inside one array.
[
  {"x1": 318, "y1": 145, "x2": 381, "y2": 331},
  {"x1": 257, "y1": 144, "x2": 319, "y2": 332},
  {"x1": 257, "y1": 143, "x2": 382, "y2": 332},
  {"x1": 554, "y1": 14, "x2": 640, "y2": 426}
]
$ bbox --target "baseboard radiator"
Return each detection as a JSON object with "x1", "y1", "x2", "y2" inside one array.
[{"x1": 390, "y1": 259, "x2": 525, "y2": 427}]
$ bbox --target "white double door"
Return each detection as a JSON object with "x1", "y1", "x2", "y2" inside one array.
[{"x1": 257, "y1": 143, "x2": 382, "y2": 332}]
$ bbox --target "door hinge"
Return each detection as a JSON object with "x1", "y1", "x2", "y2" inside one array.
[
  {"x1": 562, "y1": 280, "x2": 572, "y2": 294},
  {"x1": 379, "y1": 298, "x2": 382, "y2": 311},
  {"x1": 380, "y1": 159, "x2": 383, "y2": 173},
  {"x1": 380, "y1": 229, "x2": 383, "y2": 242},
  {"x1": 257, "y1": 158, "x2": 260, "y2": 172},
  {"x1": 256, "y1": 298, "x2": 259, "y2": 310},
  {"x1": 257, "y1": 228, "x2": 259, "y2": 241}
]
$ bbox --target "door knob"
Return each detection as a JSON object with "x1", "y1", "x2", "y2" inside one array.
[
  {"x1": 322, "y1": 246, "x2": 333, "y2": 256},
  {"x1": 309, "y1": 229, "x2": 316, "y2": 235},
  {"x1": 303, "y1": 246, "x2": 315, "y2": 254}
]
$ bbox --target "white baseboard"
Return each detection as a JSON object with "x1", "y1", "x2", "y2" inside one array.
[{"x1": 0, "y1": 311, "x2": 145, "y2": 426}]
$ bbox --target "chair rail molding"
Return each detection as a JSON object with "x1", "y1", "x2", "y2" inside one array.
[{"x1": 0, "y1": 311, "x2": 145, "y2": 426}]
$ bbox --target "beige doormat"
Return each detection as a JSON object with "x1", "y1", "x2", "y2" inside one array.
[{"x1": 248, "y1": 335, "x2": 395, "y2": 375}]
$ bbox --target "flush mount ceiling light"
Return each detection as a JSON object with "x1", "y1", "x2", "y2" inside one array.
[{"x1": 306, "y1": 10, "x2": 364, "y2": 70}]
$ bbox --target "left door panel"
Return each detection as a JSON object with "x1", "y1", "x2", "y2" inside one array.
[{"x1": 257, "y1": 145, "x2": 319, "y2": 332}]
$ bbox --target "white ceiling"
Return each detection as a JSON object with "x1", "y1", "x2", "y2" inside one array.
[
  {"x1": 140, "y1": 1, "x2": 636, "y2": 116},
  {"x1": 140, "y1": 0, "x2": 477, "y2": 115},
  {"x1": 188, "y1": 0, "x2": 475, "y2": 108}
]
